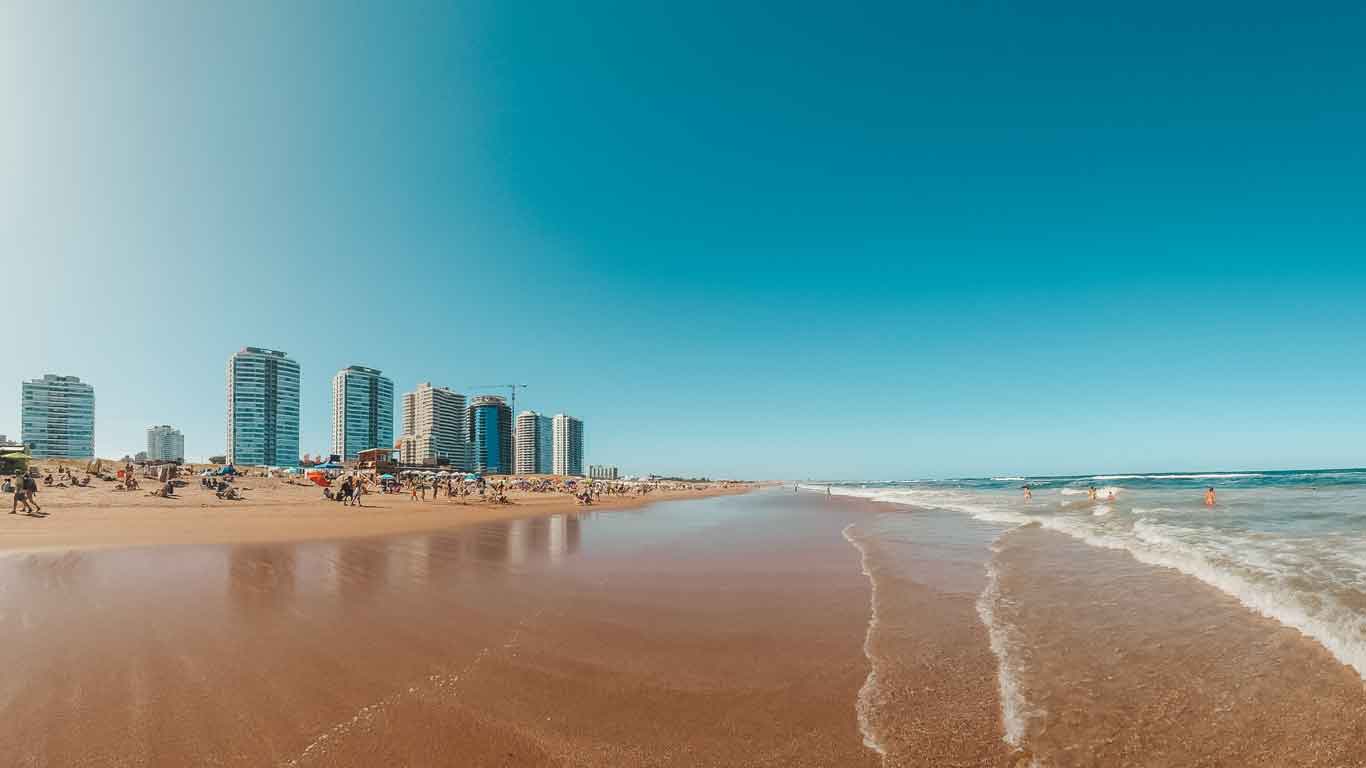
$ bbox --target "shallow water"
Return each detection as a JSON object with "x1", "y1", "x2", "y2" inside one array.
[{"x1": 818, "y1": 470, "x2": 1366, "y2": 681}]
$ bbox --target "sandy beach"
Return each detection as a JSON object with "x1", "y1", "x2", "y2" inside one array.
[
  {"x1": 0, "y1": 488, "x2": 877, "y2": 767},
  {"x1": 6, "y1": 484, "x2": 1366, "y2": 766},
  {"x1": 0, "y1": 469, "x2": 756, "y2": 552}
]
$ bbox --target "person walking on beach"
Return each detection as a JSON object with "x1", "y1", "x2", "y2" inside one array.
[
  {"x1": 339, "y1": 476, "x2": 353, "y2": 506},
  {"x1": 1205, "y1": 487, "x2": 1217, "y2": 507},
  {"x1": 352, "y1": 478, "x2": 364, "y2": 507},
  {"x1": 22, "y1": 474, "x2": 40, "y2": 513},
  {"x1": 10, "y1": 476, "x2": 33, "y2": 515}
]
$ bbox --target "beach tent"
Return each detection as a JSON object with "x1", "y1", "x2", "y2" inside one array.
[
  {"x1": 379, "y1": 473, "x2": 395, "y2": 480},
  {"x1": 464, "y1": 473, "x2": 479, "y2": 481},
  {"x1": 217, "y1": 465, "x2": 237, "y2": 475},
  {"x1": 314, "y1": 462, "x2": 344, "y2": 470}
]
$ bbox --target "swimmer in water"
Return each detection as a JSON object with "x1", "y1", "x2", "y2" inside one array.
[
  {"x1": 1205, "y1": 487, "x2": 1216, "y2": 507},
  {"x1": 1088, "y1": 485, "x2": 1097, "y2": 501},
  {"x1": 1107, "y1": 489, "x2": 1116, "y2": 502}
]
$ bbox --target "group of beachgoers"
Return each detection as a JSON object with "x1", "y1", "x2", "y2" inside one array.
[{"x1": 1021, "y1": 483, "x2": 1219, "y2": 506}]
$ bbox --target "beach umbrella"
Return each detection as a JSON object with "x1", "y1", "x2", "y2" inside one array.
[{"x1": 379, "y1": 473, "x2": 395, "y2": 480}]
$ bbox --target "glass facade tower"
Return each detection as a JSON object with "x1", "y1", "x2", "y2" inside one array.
[
  {"x1": 226, "y1": 347, "x2": 300, "y2": 466},
  {"x1": 331, "y1": 366, "x2": 394, "y2": 461},
  {"x1": 21, "y1": 374, "x2": 95, "y2": 458},
  {"x1": 468, "y1": 395, "x2": 513, "y2": 475}
]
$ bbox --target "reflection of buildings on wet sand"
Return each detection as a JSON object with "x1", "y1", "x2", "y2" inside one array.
[{"x1": 229, "y1": 545, "x2": 297, "y2": 616}]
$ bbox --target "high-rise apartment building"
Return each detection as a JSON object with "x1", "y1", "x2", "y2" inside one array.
[
  {"x1": 588, "y1": 464, "x2": 619, "y2": 481},
  {"x1": 399, "y1": 383, "x2": 468, "y2": 468},
  {"x1": 331, "y1": 366, "x2": 394, "y2": 461},
  {"x1": 146, "y1": 425, "x2": 185, "y2": 462},
  {"x1": 468, "y1": 395, "x2": 513, "y2": 474},
  {"x1": 226, "y1": 347, "x2": 300, "y2": 466},
  {"x1": 514, "y1": 411, "x2": 553, "y2": 474},
  {"x1": 21, "y1": 374, "x2": 95, "y2": 458},
  {"x1": 552, "y1": 414, "x2": 584, "y2": 476}
]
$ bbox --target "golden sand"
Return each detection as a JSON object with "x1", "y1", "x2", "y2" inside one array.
[{"x1": 1, "y1": 466, "x2": 758, "y2": 553}]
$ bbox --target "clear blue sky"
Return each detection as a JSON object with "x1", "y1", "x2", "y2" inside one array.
[{"x1": 3, "y1": 2, "x2": 1365, "y2": 479}]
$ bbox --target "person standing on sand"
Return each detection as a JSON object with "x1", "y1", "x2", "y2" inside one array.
[
  {"x1": 352, "y1": 479, "x2": 364, "y2": 507},
  {"x1": 1205, "y1": 487, "x2": 1217, "y2": 507}
]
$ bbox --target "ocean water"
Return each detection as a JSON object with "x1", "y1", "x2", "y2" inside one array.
[{"x1": 813, "y1": 469, "x2": 1366, "y2": 685}]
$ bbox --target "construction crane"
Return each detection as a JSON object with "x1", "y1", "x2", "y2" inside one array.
[{"x1": 470, "y1": 384, "x2": 529, "y2": 416}]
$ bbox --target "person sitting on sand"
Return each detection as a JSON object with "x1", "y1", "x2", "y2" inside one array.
[
  {"x1": 216, "y1": 487, "x2": 241, "y2": 501},
  {"x1": 322, "y1": 487, "x2": 333, "y2": 501},
  {"x1": 1205, "y1": 487, "x2": 1216, "y2": 507}
]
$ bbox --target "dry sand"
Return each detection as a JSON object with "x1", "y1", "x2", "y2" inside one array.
[{"x1": 0, "y1": 469, "x2": 757, "y2": 552}]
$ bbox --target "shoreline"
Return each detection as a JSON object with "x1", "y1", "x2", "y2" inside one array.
[{"x1": 0, "y1": 477, "x2": 762, "y2": 555}]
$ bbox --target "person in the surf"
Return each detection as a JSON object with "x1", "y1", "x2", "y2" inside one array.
[
  {"x1": 1205, "y1": 487, "x2": 1217, "y2": 507},
  {"x1": 1088, "y1": 485, "x2": 1097, "y2": 501},
  {"x1": 1022, "y1": 484, "x2": 1032, "y2": 500}
]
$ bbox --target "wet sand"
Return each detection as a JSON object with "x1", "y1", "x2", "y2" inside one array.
[
  {"x1": 830, "y1": 494, "x2": 1366, "y2": 767},
  {"x1": 996, "y1": 525, "x2": 1366, "y2": 767},
  {"x1": 8, "y1": 486, "x2": 1365, "y2": 766},
  {"x1": 0, "y1": 490, "x2": 880, "y2": 767},
  {"x1": 0, "y1": 477, "x2": 757, "y2": 552}
]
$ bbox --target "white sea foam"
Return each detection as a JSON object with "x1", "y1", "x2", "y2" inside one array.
[
  {"x1": 976, "y1": 547, "x2": 1035, "y2": 746},
  {"x1": 1089, "y1": 473, "x2": 1263, "y2": 480},
  {"x1": 825, "y1": 481, "x2": 1366, "y2": 685},
  {"x1": 1060, "y1": 486, "x2": 1123, "y2": 497},
  {"x1": 841, "y1": 524, "x2": 888, "y2": 760}
]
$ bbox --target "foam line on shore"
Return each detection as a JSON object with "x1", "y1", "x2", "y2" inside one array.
[
  {"x1": 282, "y1": 609, "x2": 545, "y2": 767},
  {"x1": 828, "y1": 484, "x2": 1366, "y2": 685},
  {"x1": 975, "y1": 545, "x2": 1036, "y2": 747},
  {"x1": 841, "y1": 523, "x2": 888, "y2": 761}
]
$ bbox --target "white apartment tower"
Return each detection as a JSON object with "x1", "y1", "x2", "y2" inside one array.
[
  {"x1": 400, "y1": 383, "x2": 469, "y2": 469},
  {"x1": 331, "y1": 366, "x2": 394, "y2": 461},
  {"x1": 21, "y1": 374, "x2": 95, "y2": 458},
  {"x1": 552, "y1": 413, "x2": 584, "y2": 477},
  {"x1": 514, "y1": 411, "x2": 553, "y2": 474},
  {"x1": 146, "y1": 425, "x2": 185, "y2": 462},
  {"x1": 226, "y1": 347, "x2": 300, "y2": 466}
]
